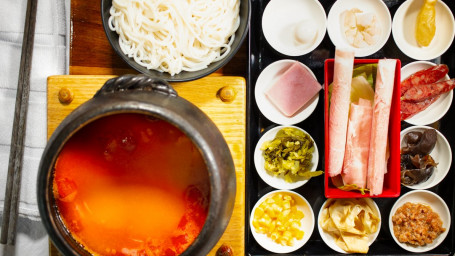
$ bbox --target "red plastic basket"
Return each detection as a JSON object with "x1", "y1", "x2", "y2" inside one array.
[{"x1": 324, "y1": 59, "x2": 401, "y2": 198}]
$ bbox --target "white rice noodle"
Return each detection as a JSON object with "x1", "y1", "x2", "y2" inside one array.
[{"x1": 108, "y1": 0, "x2": 241, "y2": 76}]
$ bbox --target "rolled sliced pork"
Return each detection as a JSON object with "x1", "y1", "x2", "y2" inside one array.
[
  {"x1": 328, "y1": 48, "x2": 355, "y2": 177},
  {"x1": 341, "y1": 98, "x2": 373, "y2": 188},
  {"x1": 367, "y1": 59, "x2": 397, "y2": 196}
]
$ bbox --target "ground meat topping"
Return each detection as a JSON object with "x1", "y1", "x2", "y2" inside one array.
[{"x1": 392, "y1": 202, "x2": 445, "y2": 246}]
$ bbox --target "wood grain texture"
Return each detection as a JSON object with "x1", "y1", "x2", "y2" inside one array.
[
  {"x1": 69, "y1": 0, "x2": 247, "y2": 76},
  {"x1": 48, "y1": 75, "x2": 245, "y2": 256}
]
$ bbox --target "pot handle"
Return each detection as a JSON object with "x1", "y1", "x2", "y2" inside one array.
[{"x1": 95, "y1": 75, "x2": 178, "y2": 97}]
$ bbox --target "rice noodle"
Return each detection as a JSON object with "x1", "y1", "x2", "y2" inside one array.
[{"x1": 109, "y1": 0, "x2": 240, "y2": 76}]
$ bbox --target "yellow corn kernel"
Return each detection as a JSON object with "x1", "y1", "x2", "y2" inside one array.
[
  {"x1": 287, "y1": 239, "x2": 294, "y2": 246},
  {"x1": 272, "y1": 204, "x2": 283, "y2": 215},
  {"x1": 283, "y1": 231, "x2": 292, "y2": 239},
  {"x1": 295, "y1": 230, "x2": 304, "y2": 240},
  {"x1": 252, "y1": 193, "x2": 305, "y2": 246},
  {"x1": 277, "y1": 214, "x2": 285, "y2": 223},
  {"x1": 281, "y1": 209, "x2": 289, "y2": 218},
  {"x1": 273, "y1": 194, "x2": 283, "y2": 203},
  {"x1": 291, "y1": 221, "x2": 301, "y2": 230},
  {"x1": 266, "y1": 198, "x2": 275, "y2": 204},
  {"x1": 283, "y1": 201, "x2": 291, "y2": 210},
  {"x1": 268, "y1": 220, "x2": 276, "y2": 233},
  {"x1": 254, "y1": 207, "x2": 264, "y2": 219},
  {"x1": 271, "y1": 231, "x2": 279, "y2": 241},
  {"x1": 256, "y1": 226, "x2": 267, "y2": 234},
  {"x1": 294, "y1": 210, "x2": 304, "y2": 219},
  {"x1": 267, "y1": 210, "x2": 276, "y2": 219},
  {"x1": 259, "y1": 216, "x2": 271, "y2": 227},
  {"x1": 283, "y1": 221, "x2": 291, "y2": 229},
  {"x1": 252, "y1": 219, "x2": 260, "y2": 229}
]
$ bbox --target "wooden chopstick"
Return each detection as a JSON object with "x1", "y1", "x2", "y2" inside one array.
[{"x1": 0, "y1": 0, "x2": 38, "y2": 245}]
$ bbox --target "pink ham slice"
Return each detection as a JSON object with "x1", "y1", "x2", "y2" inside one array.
[
  {"x1": 265, "y1": 62, "x2": 322, "y2": 117},
  {"x1": 328, "y1": 48, "x2": 355, "y2": 177},
  {"x1": 367, "y1": 59, "x2": 397, "y2": 196},
  {"x1": 341, "y1": 98, "x2": 373, "y2": 188}
]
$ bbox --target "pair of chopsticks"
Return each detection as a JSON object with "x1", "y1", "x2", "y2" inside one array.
[{"x1": 1, "y1": 0, "x2": 38, "y2": 245}]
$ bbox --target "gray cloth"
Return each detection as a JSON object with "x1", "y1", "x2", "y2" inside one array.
[
  {"x1": 0, "y1": 217, "x2": 48, "y2": 256},
  {"x1": 0, "y1": 0, "x2": 70, "y2": 254}
]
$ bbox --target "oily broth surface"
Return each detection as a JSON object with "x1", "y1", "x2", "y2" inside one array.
[{"x1": 53, "y1": 114, "x2": 210, "y2": 255}]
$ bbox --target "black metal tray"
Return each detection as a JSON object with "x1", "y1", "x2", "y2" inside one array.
[{"x1": 246, "y1": 0, "x2": 455, "y2": 254}]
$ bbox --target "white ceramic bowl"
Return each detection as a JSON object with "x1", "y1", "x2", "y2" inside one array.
[
  {"x1": 254, "y1": 126, "x2": 319, "y2": 190},
  {"x1": 255, "y1": 60, "x2": 320, "y2": 125},
  {"x1": 250, "y1": 190, "x2": 314, "y2": 253},
  {"x1": 401, "y1": 61, "x2": 453, "y2": 125},
  {"x1": 392, "y1": 0, "x2": 455, "y2": 60},
  {"x1": 389, "y1": 190, "x2": 451, "y2": 253},
  {"x1": 262, "y1": 0, "x2": 327, "y2": 56},
  {"x1": 327, "y1": 0, "x2": 392, "y2": 57},
  {"x1": 317, "y1": 198, "x2": 381, "y2": 254},
  {"x1": 400, "y1": 126, "x2": 452, "y2": 190}
]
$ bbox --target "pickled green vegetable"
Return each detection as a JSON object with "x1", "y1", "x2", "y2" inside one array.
[
  {"x1": 261, "y1": 127, "x2": 323, "y2": 183},
  {"x1": 331, "y1": 176, "x2": 369, "y2": 194}
]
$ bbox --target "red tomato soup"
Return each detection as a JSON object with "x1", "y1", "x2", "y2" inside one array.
[{"x1": 53, "y1": 114, "x2": 210, "y2": 256}]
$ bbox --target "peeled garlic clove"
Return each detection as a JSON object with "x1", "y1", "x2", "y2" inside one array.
[
  {"x1": 355, "y1": 12, "x2": 374, "y2": 27},
  {"x1": 342, "y1": 8, "x2": 381, "y2": 48},
  {"x1": 344, "y1": 10, "x2": 357, "y2": 28},
  {"x1": 362, "y1": 31, "x2": 375, "y2": 45},
  {"x1": 294, "y1": 20, "x2": 318, "y2": 45},
  {"x1": 353, "y1": 31, "x2": 368, "y2": 48},
  {"x1": 345, "y1": 27, "x2": 357, "y2": 44}
]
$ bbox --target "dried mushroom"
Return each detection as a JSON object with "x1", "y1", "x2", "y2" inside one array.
[{"x1": 400, "y1": 129, "x2": 438, "y2": 186}]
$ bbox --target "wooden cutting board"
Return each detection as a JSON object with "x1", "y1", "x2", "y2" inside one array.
[{"x1": 47, "y1": 75, "x2": 246, "y2": 256}]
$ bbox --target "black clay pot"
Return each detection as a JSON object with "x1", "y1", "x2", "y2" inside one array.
[{"x1": 37, "y1": 75, "x2": 236, "y2": 256}]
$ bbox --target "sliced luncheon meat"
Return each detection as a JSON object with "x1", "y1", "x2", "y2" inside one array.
[
  {"x1": 328, "y1": 48, "x2": 355, "y2": 177},
  {"x1": 341, "y1": 98, "x2": 372, "y2": 189},
  {"x1": 367, "y1": 59, "x2": 397, "y2": 196},
  {"x1": 265, "y1": 62, "x2": 322, "y2": 117}
]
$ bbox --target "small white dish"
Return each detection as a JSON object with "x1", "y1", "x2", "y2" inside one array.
[
  {"x1": 392, "y1": 0, "x2": 455, "y2": 60},
  {"x1": 400, "y1": 126, "x2": 452, "y2": 190},
  {"x1": 250, "y1": 190, "x2": 314, "y2": 253},
  {"x1": 401, "y1": 61, "x2": 453, "y2": 125},
  {"x1": 317, "y1": 198, "x2": 381, "y2": 254},
  {"x1": 327, "y1": 0, "x2": 392, "y2": 57},
  {"x1": 389, "y1": 190, "x2": 451, "y2": 253},
  {"x1": 262, "y1": 0, "x2": 327, "y2": 56},
  {"x1": 254, "y1": 126, "x2": 319, "y2": 190},
  {"x1": 255, "y1": 60, "x2": 320, "y2": 125}
]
